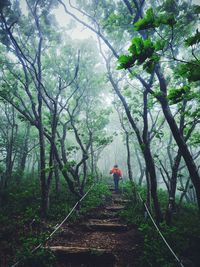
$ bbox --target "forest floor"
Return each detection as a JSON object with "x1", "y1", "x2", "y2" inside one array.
[{"x1": 47, "y1": 188, "x2": 143, "y2": 267}]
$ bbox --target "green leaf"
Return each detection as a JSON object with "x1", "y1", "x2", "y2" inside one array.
[
  {"x1": 128, "y1": 37, "x2": 144, "y2": 55},
  {"x1": 131, "y1": 38, "x2": 155, "y2": 64},
  {"x1": 155, "y1": 40, "x2": 166, "y2": 51},
  {"x1": 156, "y1": 13, "x2": 176, "y2": 26},
  {"x1": 176, "y1": 61, "x2": 200, "y2": 82},
  {"x1": 134, "y1": 8, "x2": 176, "y2": 31},
  {"x1": 117, "y1": 54, "x2": 135, "y2": 70},
  {"x1": 185, "y1": 30, "x2": 200, "y2": 46},
  {"x1": 168, "y1": 86, "x2": 191, "y2": 104},
  {"x1": 134, "y1": 8, "x2": 155, "y2": 31}
]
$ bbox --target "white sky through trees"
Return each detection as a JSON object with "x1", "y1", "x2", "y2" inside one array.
[{"x1": 19, "y1": 0, "x2": 95, "y2": 40}]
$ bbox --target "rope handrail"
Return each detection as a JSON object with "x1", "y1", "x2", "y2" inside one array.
[
  {"x1": 10, "y1": 182, "x2": 184, "y2": 267},
  {"x1": 137, "y1": 191, "x2": 184, "y2": 267},
  {"x1": 10, "y1": 184, "x2": 95, "y2": 267}
]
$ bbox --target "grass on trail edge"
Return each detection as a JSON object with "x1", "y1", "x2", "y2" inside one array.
[
  {"x1": 0, "y1": 179, "x2": 110, "y2": 267},
  {"x1": 120, "y1": 182, "x2": 200, "y2": 267}
]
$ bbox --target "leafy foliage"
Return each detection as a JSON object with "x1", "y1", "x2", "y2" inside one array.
[
  {"x1": 117, "y1": 54, "x2": 136, "y2": 70},
  {"x1": 134, "y1": 8, "x2": 156, "y2": 30},
  {"x1": 117, "y1": 37, "x2": 162, "y2": 73},
  {"x1": 0, "y1": 176, "x2": 110, "y2": 265},
  {"x1": 188, "y1": 131, "x2": 200, "y2": 147},
  {"x1": 134, "y1": 8, "x2": 176, "y2": 31},
  {"x1": 122, "y1": 188, "x2": 200, "y2": 267},
  {"x1": 80, "y1": 183, "x2": 111, "y2": 214},
  {"x1": 175, "y1": 61, "x2": 200, "y2": 82},
  {"x1": 185, "y1": 30, "x2": 200, "y2": 46},
  {"x1": 167, "y1": 86, "x2": 192, "y2": 104},
  {"x1": 118, "y1": 3, "x2": 200, "y2": 82}
]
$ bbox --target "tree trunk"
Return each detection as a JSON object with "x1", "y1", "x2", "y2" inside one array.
[
  {"x1": 143, "y1": 89, "x2": 162, "y2": 223},
  {"x1": 167, "y1": 152, "x2": 182, "y2": 217},
  {"x1": 80, "y1": 160, "x2": 88, "y2": 195},
  {"x1": 178, "y1": 177, "x2": 190, "y2": 208},
  {"x1": 54, "y1": 159, "x2": 61, "y2": 194},
  {"x1": 90, "y1": 142, "x2": 94, "y2": 176},
  {"x1": 16, "y1": 123, "x2": 31, "y2": 184},
  {"x1": 135, "y1": 147, "x2": 145, "y2": 185},
  {"x1": 143, "y1": 145, "x2": 163, "y2": 223},
  {"x1": 125, "y1": 131, "x2": 133, "y2": 182},
  {"x1": 146, "y1": 169, "x2": 151, "y2": 210},
  {"x1": 38, "y1": 119, "x2": 48, "y2": 218},
  {"x1": 4, "y1": 143, "x2": 13, "y2": 188},
  {"x1": 156, "y1": 66, "x2": 200, "y2": 212},
  {"x1": 165, "y1": 153, "x2": 181, "y2": 224}
]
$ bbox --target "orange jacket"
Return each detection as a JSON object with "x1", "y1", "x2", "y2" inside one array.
[{"x1": 109, "y1": 167, "x2": 122, "y2": 177}]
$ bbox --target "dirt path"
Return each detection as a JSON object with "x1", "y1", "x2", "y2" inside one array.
[{"x1": 47, "y1": 189, "x2": 142, "y2": 267}]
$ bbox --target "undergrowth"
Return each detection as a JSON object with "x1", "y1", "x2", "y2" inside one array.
[
  {"x1": 0, "y1": 177, "x2": 110, "y2": 267},
  {"x1": 120, "y1": 181, "x2": 200, "y2": 267}
]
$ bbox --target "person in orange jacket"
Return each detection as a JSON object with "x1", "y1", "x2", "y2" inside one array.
[{"x1": 109, "y1": 164, "x2": 122, "y2": 193}]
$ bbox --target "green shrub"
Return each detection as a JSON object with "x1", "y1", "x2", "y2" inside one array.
[
  {"x1": 80, "y1": 182, "x2": 111, "y2": 214},
  {"x1": 120, "y1": 185, "x2": 200, "y2": 267}
]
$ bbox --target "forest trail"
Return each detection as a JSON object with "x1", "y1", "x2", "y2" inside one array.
[{"x1": 47, "y1": 188, "x2": 142, "y2": 267}]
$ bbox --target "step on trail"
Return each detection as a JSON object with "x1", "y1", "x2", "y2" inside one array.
[{"x1": 47, "y1": 187, "x2": 142, "y2": 267}]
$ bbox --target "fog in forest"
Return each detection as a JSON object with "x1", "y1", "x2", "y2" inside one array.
[{"x1": 0, "y1": 0, "x2": 200, "y2": 266}]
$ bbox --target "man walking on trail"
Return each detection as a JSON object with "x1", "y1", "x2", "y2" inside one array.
[{"x1": 109, "y1": 165, "x2": 122, "y2": 193}]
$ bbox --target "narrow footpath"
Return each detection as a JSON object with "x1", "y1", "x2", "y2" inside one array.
[{"x1": 47, "y1": 188, "x2": 142, "y2": 267}]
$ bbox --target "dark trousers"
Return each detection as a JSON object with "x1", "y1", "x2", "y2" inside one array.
[{"x1": 114, "y1": 177, "x2": 119, "y2": 192}]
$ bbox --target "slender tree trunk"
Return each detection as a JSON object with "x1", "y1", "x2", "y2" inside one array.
[
  {"x1": 80, "y1": 161, "x2": 87, "y2": 195},
  {"x1": 16, "y1": 124, "x2": 31, "y2": 184},
  {"x1": 4, "y1": 143, "x2": 13, "y2": 188},
  {"x1": 38, "y1": 124, "x2": 48, "y2": 218},
  {"x1": 54, "y1": 159, "x2": 61, "y2": 194},
  {"x1": 125, "y1": 132, "x2": 133, "y2": 182},
  {"x1": 165, "y1": 151, "x2": 182, "y2": 225},
  {"x1": 31, "y1": 153, "x2": 38, "y2": 175},
  {"x1": 37, "y1": 75, "x2": 48, "y2": 217},
  {"x1": 156, "y1": 66, "x2": 200, "y2": 212},
  {"x1": 165, "y1": 152, "x2": 181, "y2": 225},
  {"x1": 178, "y1": 177, "x2": 190, "y2": 208},
  {"x1": 0, "y1": 137, "x2": 14, "y2": 205},
  {"x1": 94, "y1": 154, "x2": 100, "y2": 182},
  {"x1": 143, "y1": 146, "x2": 162, "y2": 222},
  {"x1": 3, "y1": 107, "x2": 17, "y2": 188},
  {"x1": 135, "y1": 147, "x2": 145, "y2": 185},
  {"x1": 146, "y1": 169, "x2": 151, "y2": 210},
  {"x1": 115, "y1": 104, "x2": 134, "y2": 183},
  {"x1": 143, "y1": 90, "x2": 162, "y2": 223},
  {"x1": 169, "y1": 153, "x2": 182, "y2": 208},
  {"x1": 90, "y1": 142, "x2": 94, "y2": 176},
  {"x1": 19, "y1": 124, "x2": 30, "y2": 175},
  {"x1": 139, "y1": 169, "x2": 145, "y2": 186}
]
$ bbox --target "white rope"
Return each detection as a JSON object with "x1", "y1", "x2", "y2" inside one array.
[
  {"x1": 10, "y1": 184, "x2": 95, "y2": 267},
  {"x1": 137, "y1": 192, "x2": 184, "y2": 267}
]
